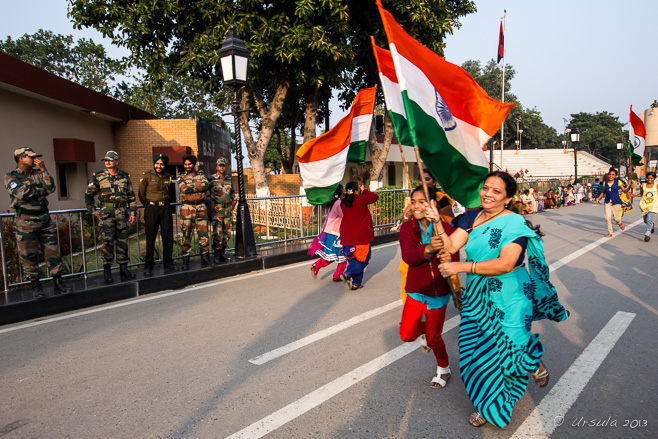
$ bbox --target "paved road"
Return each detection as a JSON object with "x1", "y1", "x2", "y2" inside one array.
[{"x1": 0, "y1": 203, "x2": 655, "y2": 438}]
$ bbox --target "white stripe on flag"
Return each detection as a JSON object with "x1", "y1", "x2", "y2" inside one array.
[
  {"x1": 299, "y1": 149, "x2": 349, "y2": 189},
  {"x1": 350, "y1": 114, "x2": 373, "y2": 144}
]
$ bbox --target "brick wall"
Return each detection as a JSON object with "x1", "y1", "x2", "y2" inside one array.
[
  {"x1": 231, "y1": 172, "x2": 302, "y2": 196},
  {"x1": 113, "y1": 119, "x2": 197, "y2": 186}
]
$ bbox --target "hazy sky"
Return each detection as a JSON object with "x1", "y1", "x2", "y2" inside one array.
[{"x1": 2, "y1": 0, "x2": 657, "y2": 133}]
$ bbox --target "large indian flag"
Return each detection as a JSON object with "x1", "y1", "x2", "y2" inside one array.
[
  {"x1": 296, "y1": 86, "x2": 377, "y2": 205},
  {"x1": 629, "y1": 105, "x2": 646, "y2": 166},
  {"x1": 376, "y1": 0, "x2": 514, "y2": 207},
  {"x1": 371, "y1": 38, "x2": 412, "y2": 147}
]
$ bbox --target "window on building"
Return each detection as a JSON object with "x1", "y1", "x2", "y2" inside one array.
[
  {"x1": 58, "y1": 163, "x2": 69, "y2": 199},
  {"x1": 388, "y1": 162, "x2": 396, "y2": 186}
]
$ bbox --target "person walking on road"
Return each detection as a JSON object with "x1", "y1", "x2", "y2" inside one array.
[
  {"x1": 435, "y1": 171, "x2": 570, "y2": 429},
  {"x1": 595, "y1": 167, "x2": 628, "y2": 237},
  {"x1": 208, "y1": 158, "x2": 236, "y2": 264},
  {"x1": 639, "y1": 171, "x2": 657, "y2": 242},
  {"x1": 177, "y1": 154, "x2": 211, "y2": 270},
  {"x1": 340, "y1": 182, "x2": 378, "y2": 291},
  {"x1": 310, "y1": 185, "x2": 347, "y2": 282},
  {"x1": 138, "y1": 154, "x2": 178, "y2": 276},
  {"x1": 398, "y1": 185, "x2": 458, "y2": 390},
  {"x1": 4, "y1": 147, "x2": 71, "y2": 298},
  {"x1": 85, "y1": 151, "x2": 137, "y2": 283}
]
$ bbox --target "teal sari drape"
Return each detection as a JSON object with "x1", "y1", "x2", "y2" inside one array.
[{"x1": 459, "y1": 213, "x2": 569, "y2": 428}]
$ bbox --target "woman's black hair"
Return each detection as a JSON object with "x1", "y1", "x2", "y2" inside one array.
[
  {"x1": 608, "y1": 167, "x2": 618, "y2": 175},
  {"x1": 646, "y1": 171, "x2": 656, "y2": 178},
  {"x1": 523, "y1": 189, "x2": 530, "y2": 195},
  {"x1": 343, "y1": 182, "x2": 360, "y2": 208},
  {"x1": 411, "y1": 184, "x2": 437, "y2": 202},
  {"x1": 484, "y1": 171, "x2": 544, "y2": 236},
  {"x1": 325, "y1": 184, "x2": 344, "y2": 209}
]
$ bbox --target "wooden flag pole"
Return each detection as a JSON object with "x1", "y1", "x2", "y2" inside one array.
[{"x1": 413, "y1": 146, "x2": 462, "y2": 310}]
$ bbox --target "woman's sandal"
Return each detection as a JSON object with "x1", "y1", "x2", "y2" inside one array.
[
  {"x1": 430, "y1": 366, "x2": 451, "y2": 389},
  {"x1": 531, "y1": 361, "x2": 549, "y2": 387},
  {"x1": 417, "y1": 334, "x2": 431, "y2": 353},
  {"x1": 469, "y1": 412, "x2": 488, "y2": 427}
]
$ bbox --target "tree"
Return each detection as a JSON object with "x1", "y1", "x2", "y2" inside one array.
[
  {"x1": 69, "y1": 0, "x2": 353, "y2": 197},
  {"x1": 567, "y1": 112, "x2": 626, "y2": 163},
  {"x1": 0, "y1": 29, "x2": 124, "y2": 95}
]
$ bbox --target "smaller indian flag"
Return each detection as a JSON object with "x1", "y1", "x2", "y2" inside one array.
[
  {"x1": 371, "y1": 37, "x2": 412, "y2": 147},
  {"x1": 629, "y1": 105, "x2": 646, "y2": 166},
  {"x1": 296, "y1": 86, "x2": 377, "y2": 205}
]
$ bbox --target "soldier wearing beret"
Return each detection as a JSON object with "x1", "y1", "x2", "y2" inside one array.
[
  {"x1": 4, "y1": 148, "x2": 71, "y2": 298},
  {"x1": 85, "y1": 150, "x2": 137, "y2": 283},
  {"x1": 208, "y1": 157, "x2": 236, "y2": 263},
  {"x1": 177, "y1": 154, "x2": 212, "y2": 270},
  {"x1": 138, "y1": 154, "x2": 178, "y2": 276}
]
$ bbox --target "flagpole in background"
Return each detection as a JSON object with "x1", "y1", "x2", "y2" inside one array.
[{"x1": 498, "y1": 11, "x2": 506, "y2": 172}]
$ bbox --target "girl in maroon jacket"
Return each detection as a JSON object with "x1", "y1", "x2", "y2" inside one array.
[
  {"x1": 399, "y1": 185, "x2": 458, "y2": 389},
  {"x1": 340, "y1": 182, "x2": 379, "y2": 290}
]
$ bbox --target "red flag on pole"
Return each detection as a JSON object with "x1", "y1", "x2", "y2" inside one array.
[{"x1": 497, "y1": 21, "x2": 504, "y2": 63}]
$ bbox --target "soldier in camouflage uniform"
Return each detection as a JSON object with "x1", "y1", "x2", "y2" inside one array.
[
  {"x1": 4, "y1": 148, "x2": 71, "y2": 299},
  {"x1": 85, "y1": 151, "x2": 137, "y2": 283},
  {"x1": 208, "y1": 157, "x2": 236, "y2": 264},
  {"x1": 178, "y1": 154, "x2": 212, "y2": 270}
]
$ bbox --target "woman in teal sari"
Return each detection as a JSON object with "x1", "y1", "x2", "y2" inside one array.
[{"x1": 430, "y1": 171, "x2": 569, "y2": 428}]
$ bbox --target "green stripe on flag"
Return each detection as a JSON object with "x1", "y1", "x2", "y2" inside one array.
[
  {"x1": 347, "y1": 140, "x2": 368, "y2": 164},
  {"x1": 628, "y1": 141, "x2": 644, "y2": 166},
  {"x1": 402, "y1": 93, "x2": 487, "y2": 208},
  {"x1": 304, "y1": 182, "x2": 341, "y2": 205},
  {"x1": 389, "y1": 111, "x2": 413, "y2": 146}
]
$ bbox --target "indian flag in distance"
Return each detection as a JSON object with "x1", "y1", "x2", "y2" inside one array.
[
  {"x1": 629, "y1": 105, "x2": 646, "y2": 166},
  {"x1": 371, "y1": 37, "x2": 412, "y2": 146},
  {"x1": 376, "y1": 0, "x2": 514, "y2": 208},
  {"x1": 296, "y1": 86, "x2": 377, "y2": 205}
]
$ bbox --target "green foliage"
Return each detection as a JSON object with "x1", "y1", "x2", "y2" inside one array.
[
  {"x1": 568, "y1": 112, "x2": 626, "y2": 162},
  {"x1": 0, "y1": 29, "x2": 125, "y2": 95}
]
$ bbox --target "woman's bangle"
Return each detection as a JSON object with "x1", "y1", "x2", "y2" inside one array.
[
  {"x1": 437, "y1": 230, "x2": 445, "y2": 236},
  {"x1": 471, "y1": 262, "x2": 477, "y2": 274}
]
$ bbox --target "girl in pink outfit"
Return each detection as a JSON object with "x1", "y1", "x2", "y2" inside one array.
[{"x1": 311, "y1": 185, "x2": 347, "y2": 281}]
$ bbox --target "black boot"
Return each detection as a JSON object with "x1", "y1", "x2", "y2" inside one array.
[
  {"x1": 181, "y1": 256, "x2": 190, "y2": 271},
  {"x1": 31, "y1": 279, "x2": 46, "y2": 300},
  {"x1": 213, "y1": 250, "x2": 222, "y2": 265},
  {"x1": 201, "y1": 252, "x2": 212, "y2": 268},
  {"x1": 53, "y1": 274, "x2": 71, "y2": 295},
  {"x1": 119, "y1": 263, "x2": 136, "y2": 279},
  {"x1": 103, "y1": 264, "x2": 114, "y2": 283},
  {"x1": 219, "y1": 249, "x2": 230, "y2": 263}
]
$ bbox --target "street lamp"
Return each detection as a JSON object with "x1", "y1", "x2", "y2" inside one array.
[
  {"x1": 570, "y1": 128, "x2": 580, "y2": 182},
  {"x1": 616, "y1": 140, "x2": 624, "y2": 171},
  {"x1": 218, "y1": 25, "x2": 257, "y2": 258},
  {"x1": 564, "y1": 127, "x2": 571, "y2": 153},
  {"x1": 519, "y1": 128, "x2": 523, "y2": 151}
]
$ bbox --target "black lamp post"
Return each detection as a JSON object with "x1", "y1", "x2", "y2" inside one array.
[
  {"x1": 616, "y1": 140, "x2": 624, "y2": 170},
  {"x1": 571, "y1": 128, "x2": 580, "y2": 182},
  {"x1": 218, "y1": 25, "x2": 257, "y2": 258}
]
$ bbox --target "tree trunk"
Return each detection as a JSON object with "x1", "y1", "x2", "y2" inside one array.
[
  {"x1": 367, "y1": 112, "x2": 394, "y2": 188},
  {"x1": 303, "y1": 86, "x2": 319, "y2": 143},
  {"x1": 240, "y1": 72, "x2": 290, "y2": 197}
]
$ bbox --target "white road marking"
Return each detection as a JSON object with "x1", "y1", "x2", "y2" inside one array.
[
  {"x1": 548, "y1": 218, "x2": 643, "y2": 272},
  {"x1": 249, "y1": 301, "x2": 403, "y2": 365},
  {"x1": 510, "y1": 311, "x2": 636, "y2": 438},
  {"x1": 228, "y1": 316, "x2": 460, "y2": 439}
]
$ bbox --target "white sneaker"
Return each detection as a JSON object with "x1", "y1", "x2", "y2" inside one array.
[{"x1": 417, "y1": 334, "x2": 431, "y2": 353}]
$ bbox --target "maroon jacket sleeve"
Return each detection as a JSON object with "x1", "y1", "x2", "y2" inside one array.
[
  {"x1": 360, "y1": 189, "x2": 379, "y2": 205},
  {"x1": 399, "y1": 220, "x2": 431, "y2": 267}
]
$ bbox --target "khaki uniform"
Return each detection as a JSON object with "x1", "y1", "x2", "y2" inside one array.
[
  {"x1": 208, "y1": 172, "x2": 235, "y2": 251},
  {"x1": 178, "y1": 170, "x2": 210, "y2": 256},
  {"x1": 138, "y1": 169, "x2": 176, "y2": 269},
  {"x1": 85, "y1": 169, "x2": 137, "y2": 264},
  {"x1": 4, "y1": 167, "x2": 64, "y2": 280}
]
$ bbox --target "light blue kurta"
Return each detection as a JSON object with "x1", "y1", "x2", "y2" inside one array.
[{"x1": 459, "y1": 213, "x2": 569, "y2": 428}]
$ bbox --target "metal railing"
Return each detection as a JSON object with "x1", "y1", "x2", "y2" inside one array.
[{"x1": 1, "y1": 189, "x2": 410, "y2": 292}]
